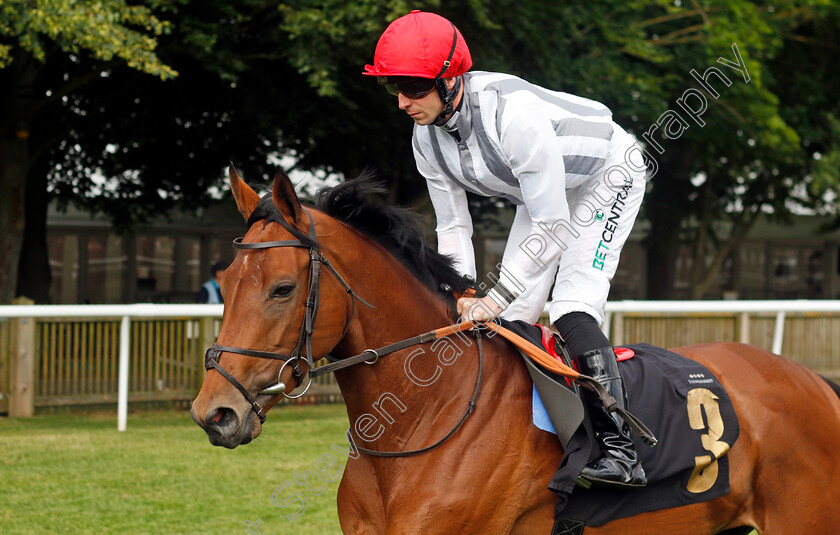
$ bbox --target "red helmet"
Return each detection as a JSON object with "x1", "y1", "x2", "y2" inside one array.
[{"x1": 363, "y1": 11, "x2": 472, "y2": 79}]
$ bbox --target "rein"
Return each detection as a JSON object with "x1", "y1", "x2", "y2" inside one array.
[
  {"x1": 312, "y1": 319, "x2": 658, "y2": 453},
  {"x1": 351, "y1": 329, "x2": 485, "y2": 458}
]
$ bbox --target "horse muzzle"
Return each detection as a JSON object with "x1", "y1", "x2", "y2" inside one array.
[{"x1": 191, "y1": 401, "x2": 262, "y2": 449}]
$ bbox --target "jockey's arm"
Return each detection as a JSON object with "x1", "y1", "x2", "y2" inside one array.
[{"x1": 416, "y1": 148, "x2": 477, "y2": 280}]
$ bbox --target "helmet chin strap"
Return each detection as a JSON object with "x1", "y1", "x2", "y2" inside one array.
[{"x1": 433, "y1": 75, "x2": 462, "y2": 126}]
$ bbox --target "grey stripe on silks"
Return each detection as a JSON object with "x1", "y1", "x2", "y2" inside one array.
[
  {"x1": 563, "y1": 155, "x2": 607, "y2": 176},
  {"x1": 485, "y1": 78, "x2": 611, "y2": 118},
  {"x1": 428, "y1": 127, "x2": 497, "y2": 197},
  {"x1": 552, "y1": 118, "x2": 614, "y2": 140},
  {"x1": 467, "y1": 93, "x2": 520, "y2": 188}
]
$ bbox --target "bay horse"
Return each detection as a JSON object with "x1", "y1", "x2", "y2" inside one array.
[{"x1": 191, "y1": 167, "x2": 840, "y2": 534}]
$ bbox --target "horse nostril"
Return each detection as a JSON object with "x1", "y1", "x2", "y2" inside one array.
[{"x1": 205, "y1": 407, "x2": 238, "y2": 432}]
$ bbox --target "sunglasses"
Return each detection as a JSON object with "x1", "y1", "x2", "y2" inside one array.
[{"x1": 377, "y1": 76, "x2": 437, "y2": 99}]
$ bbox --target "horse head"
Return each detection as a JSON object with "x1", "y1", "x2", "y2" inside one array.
[{"x1": 191, "y1": 166, "x2": 359, "y2": 448}]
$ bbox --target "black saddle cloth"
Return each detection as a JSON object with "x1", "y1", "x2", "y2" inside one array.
[
  {"x1": 498, "y1": 322, "x2": 740, "y2": 528},
  {"x1": 555, "y1": 343, "x2": 740, "y2": 526}
]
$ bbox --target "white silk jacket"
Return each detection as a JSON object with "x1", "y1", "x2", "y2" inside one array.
[{"x1": 412, "y1": 71, "x2": 638, "y2": 318}]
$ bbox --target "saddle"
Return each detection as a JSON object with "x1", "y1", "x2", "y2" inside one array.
[{"x1": 499, "y1": 320, "x2": 741, "y2": 532}]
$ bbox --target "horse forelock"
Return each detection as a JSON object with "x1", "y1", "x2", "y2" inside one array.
[
  {"x1": 245, "y1": 195, "x2": 318, "y2": 248},
  {"x1": 314, "y1": 176, "x2": 472, "y2": 305}
]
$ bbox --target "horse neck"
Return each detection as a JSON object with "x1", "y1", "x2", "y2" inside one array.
[
  {"x1": 326, "y1": 228, "x2": 456, "y2": 355},
  {"x1": 325, "y1": 235, "x2": 481, "y2": 442}
]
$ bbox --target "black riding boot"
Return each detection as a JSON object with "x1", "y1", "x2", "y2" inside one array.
[{"x1": 575, "y1": 347, "x2": 647, "y2": 488}]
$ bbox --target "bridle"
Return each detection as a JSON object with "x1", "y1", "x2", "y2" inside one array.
[
  {"x1": 203, "y1": 208, "x2": 374, "y2": 423},
  {"x1": 201, "y1": 206, "x2": 488, "y2": 458}
]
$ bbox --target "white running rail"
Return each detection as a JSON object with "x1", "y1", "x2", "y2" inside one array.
[
  {"x1": 0, "y1": 304, "x2": 222, "y2": 431},
  {"x1": 2, "y1": 300, "x2": 840, "y2": 429},
  {"x1": 597, "y1": 300, "x2": 840, "y2": 356}
]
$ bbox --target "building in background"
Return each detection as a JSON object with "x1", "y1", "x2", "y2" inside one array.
[
  {"x1": 46, "y1": 201, "x2": 245, "y2": 304},
  {"x1": 473, "y1": 215, "x2": 840, "y2": 301},
  {"x1": 43, "y1": 200, "x2": 840, "y2": 304}
]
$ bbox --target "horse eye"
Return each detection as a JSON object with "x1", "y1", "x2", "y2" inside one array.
[{"x1": 271, "y1": 284, "x2": 295, "y2": 299}]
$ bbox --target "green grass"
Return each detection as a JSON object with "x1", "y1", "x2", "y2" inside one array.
[
  {"x1": 0, "y1": 406, "x2": 761, "y2": 534},
  {"x1": 0, "y1": 404, "x2": 349, "y2": 534}
]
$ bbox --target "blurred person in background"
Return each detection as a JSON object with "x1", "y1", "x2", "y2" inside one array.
[{"x1": 196, "y1": 261, "x2": 227, "y2": 304}]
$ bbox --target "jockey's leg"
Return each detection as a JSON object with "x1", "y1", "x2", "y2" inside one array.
[
  {"x1": 544, "y1": 136, "x2": 647, "y2": 488},
  {"x1": 553, "y1": 312, "x2": 646, "y2": 488}
]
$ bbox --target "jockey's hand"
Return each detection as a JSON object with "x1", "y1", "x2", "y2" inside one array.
[{"x1": 457, "y1": 296, "x2": 503, "y2": 325}]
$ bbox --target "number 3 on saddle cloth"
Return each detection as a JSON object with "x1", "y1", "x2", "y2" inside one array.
[{"x1": 499, "y1": 320, "x2": 741, "y2": 532}]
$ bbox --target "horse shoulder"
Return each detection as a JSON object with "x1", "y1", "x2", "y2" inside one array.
[{"x1": 337, "y1": 459, "x2": 386, "y2": 533}]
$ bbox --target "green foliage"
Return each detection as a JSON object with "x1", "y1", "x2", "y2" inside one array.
[
  {"x1": 2, "y1": 0, "x2": 840, "y2": 299},
  {"x1": 809, "y1": 114, "x2": 840, "y2": 197},
  {"x1": 278, "y1": 0, "x2": 415, "y2": 97},
  {"x1": 0, "y1": 0, "x2": 176, "y2": 79},
  {"x1": 7, "y1": 0, "x2": 836, "y2": 220}
]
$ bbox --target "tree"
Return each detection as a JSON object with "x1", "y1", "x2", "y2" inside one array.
[
  {"x1": 641, "y1": 1, "x2": 840, "y2": 299},
  {"x1": 2, "y1": 0, "x2": 425, "y2": 303},
  {"x1": 0, "y1": 0, "x2": 175, "y2": 303},
  {"x1": 3, "y1": 0, "x2": 838, "y2": 304},
  {"x1": 467, "y1": 0, "x2": 835, "y2": 299},
  {"x1": 278, "y1": 0, "x2": 838, "y2": 298}
]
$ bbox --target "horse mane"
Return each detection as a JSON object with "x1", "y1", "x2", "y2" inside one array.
[{"x1": 314, "y1": 175, "x2": 473, "y2": 308}]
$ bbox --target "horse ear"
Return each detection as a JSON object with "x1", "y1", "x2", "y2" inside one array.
[
  {"x1": 272, "y1": 169, "x2": 303, "y2": 224},
  {"x1": 229, "y1": 163, "x2": 260, "y2": 221}
]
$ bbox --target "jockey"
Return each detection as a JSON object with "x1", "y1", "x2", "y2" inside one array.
[{"x1": 364, "y1": 11, "x2": 649, "y2": 489}]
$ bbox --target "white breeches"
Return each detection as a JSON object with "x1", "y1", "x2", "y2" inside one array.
[{"x1": 499, "y1": 139, "x2": 647, "y2": 325}]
